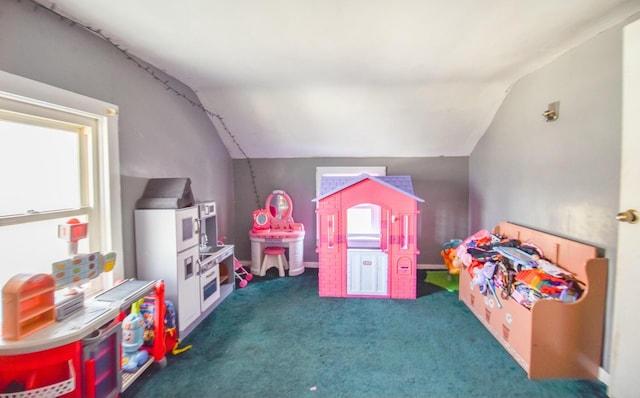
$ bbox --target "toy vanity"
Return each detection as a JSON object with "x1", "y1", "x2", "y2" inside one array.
[{"x1": 249, "y1": 190, "x2": 305, "y2": 276}]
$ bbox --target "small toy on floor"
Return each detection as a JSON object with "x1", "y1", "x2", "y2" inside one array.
[
  {"x1": 234, "y1": 256, "x2": 253, "y2": 288},
  {"x1": 218, "y1": 238, "x2": 253, "y2": 288},
  {"x1": 440, "y1": 239, "x2": 463, "y2": 275}
]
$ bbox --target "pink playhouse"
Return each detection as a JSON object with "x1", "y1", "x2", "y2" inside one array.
[{"x1": 313, "y1": 174, "x2": 424, "y2": 299}]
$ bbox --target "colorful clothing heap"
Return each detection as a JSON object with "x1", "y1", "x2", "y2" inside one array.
[{"x1": 452, "y1": 229, "x2": 584, "y2": 309}]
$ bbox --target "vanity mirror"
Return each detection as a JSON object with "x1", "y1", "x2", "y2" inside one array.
[{"x1": 266, "y1": 190, "x2": 293, "y2": 221}]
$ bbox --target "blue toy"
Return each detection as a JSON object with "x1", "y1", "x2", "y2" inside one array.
[{"x1": 121, "y1": 299, "x2": 149, "y2": 372}]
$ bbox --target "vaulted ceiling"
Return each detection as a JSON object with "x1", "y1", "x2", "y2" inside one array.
[{"x1": 38, "y1": 0, "x2": 640, "y2": 158}]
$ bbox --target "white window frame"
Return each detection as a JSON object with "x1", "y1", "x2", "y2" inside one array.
[
  {"x1": 0, "y1": 103, "x2": 97, "y2": 221},
  {"x1": 315, "y1": 166, "x2": 387, "y2": 199},
  {"x1": 0, "y1": 70, "x2": 124, "y2": 293}
]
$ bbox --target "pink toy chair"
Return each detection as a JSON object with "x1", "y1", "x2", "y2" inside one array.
[{"x1": 259, "y1": 247, "x2": 288, "y2": 277}]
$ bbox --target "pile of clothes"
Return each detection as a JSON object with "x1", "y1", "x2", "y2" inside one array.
[{"x1": 450, "y1": 229, "x2": 584, "y2": 309}]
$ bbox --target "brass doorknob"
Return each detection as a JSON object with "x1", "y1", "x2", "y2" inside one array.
[{"x1": 616, "y1": 209, "x2": 639, "y2": 224}]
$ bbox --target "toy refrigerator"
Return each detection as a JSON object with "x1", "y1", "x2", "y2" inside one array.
[{"x1": 134, "y1": 207, "x2": 200, "y2": 338}]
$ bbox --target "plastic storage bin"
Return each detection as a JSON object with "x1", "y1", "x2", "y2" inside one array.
[
  {"x1": 82, "y1": 321, "x2": 121, "y2": 398},
  {"x1": 0, "y1": 341, "x2": 82, "y2": 398}
]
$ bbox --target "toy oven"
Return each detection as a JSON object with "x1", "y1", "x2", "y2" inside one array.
[{"x1": 199, "y1": 256, "x2": 220, "y2": 312}]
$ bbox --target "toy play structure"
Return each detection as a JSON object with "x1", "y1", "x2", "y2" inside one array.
[{"x1": 313, "y1": 174, "x2": 424, "y2": 299}]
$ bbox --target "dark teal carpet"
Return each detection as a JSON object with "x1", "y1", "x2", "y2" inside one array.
[{"x1": 122, "y1": 269, "x2": 607, "y2": 398}]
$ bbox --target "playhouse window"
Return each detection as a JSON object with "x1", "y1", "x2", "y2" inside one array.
[{"x1": 347, "y1": 203, "x2": 381, "y2": 248}]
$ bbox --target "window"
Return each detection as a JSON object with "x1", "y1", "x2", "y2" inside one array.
[
  {"x1": 347, "y1": 203, "x2": 381, "y2": 235},
  {"x1": 0, "y1": 117, "x2": 85, "y2": 215},
  {"x1": 347, "y1": 203, "x2": 382, "y2": 249},
  {"x1": 315, "y1": 166, "x2": 386, "y2": 199},
  {"x1": 0, "y1": 71, "x2": 123, "y2": 311}
]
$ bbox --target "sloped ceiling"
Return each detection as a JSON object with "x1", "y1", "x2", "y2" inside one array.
[{"x1": 38, "y1": 0, "x2": 640, "y2": 158}]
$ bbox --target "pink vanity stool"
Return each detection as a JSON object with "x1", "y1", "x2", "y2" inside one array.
[
  {"x1": 249, "y1": 190, "x2": 305, "y2": 276},
  {"x1": 259, "y1": 247, "x2": 289, "y2": 277}
]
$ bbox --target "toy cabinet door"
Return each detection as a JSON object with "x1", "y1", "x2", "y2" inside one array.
[
  {"x1": 176, "y1": 247, "x2": 200, "y2": 335},
  {"x1": 82, "y1": 322, "x2": 122, "y2": 398}
]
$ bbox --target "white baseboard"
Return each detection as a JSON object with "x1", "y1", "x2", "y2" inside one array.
[
  {"x1": 598, "y1": 367, "x2": 610, "y2": 386},
  {"x1": 417, "y1": 264, "x2": 447, "y2": 270}
]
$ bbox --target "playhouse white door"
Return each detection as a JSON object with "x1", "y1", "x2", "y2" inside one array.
[{"x1": 347, "y1": 249, "x2": 388, "y2": 295}]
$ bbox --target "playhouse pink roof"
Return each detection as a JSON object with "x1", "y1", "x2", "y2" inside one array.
[{"x1": 313, "y1": 174, "x2": 425, "y2": 203}]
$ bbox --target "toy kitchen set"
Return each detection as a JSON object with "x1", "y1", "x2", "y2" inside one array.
[
  {"x1": 134, "y1": 178, "x2": 235, "y2": 340},
  {"x1": 1, "y1": 218, "x2": 164, "y2": 398},
  {"x1": 0, "y1": 178, "x2": 233, "y2": 397}
]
